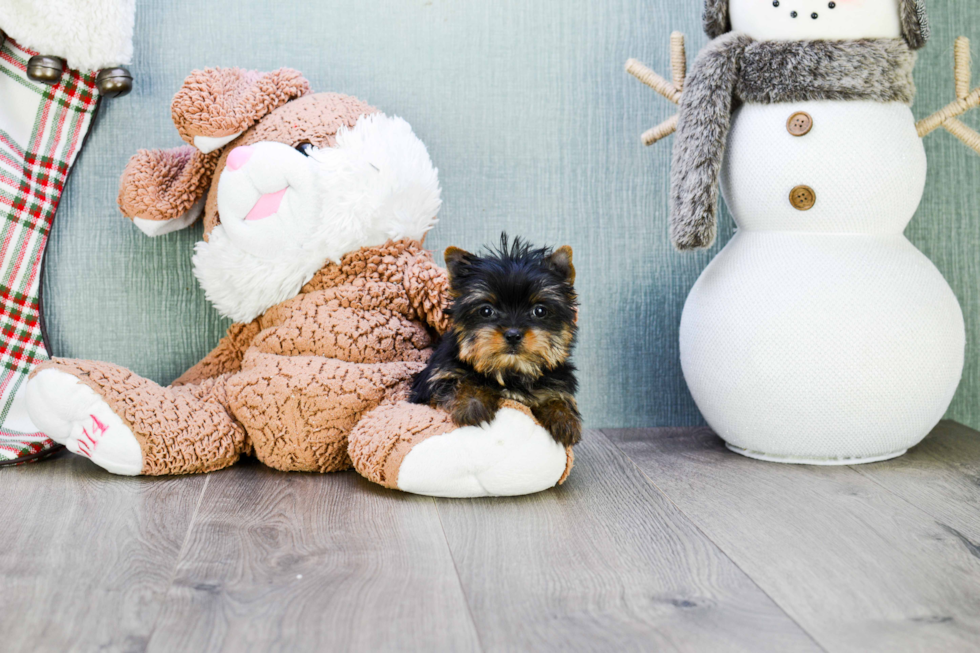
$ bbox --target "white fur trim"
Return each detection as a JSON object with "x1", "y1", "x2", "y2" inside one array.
[
  {"x1": 132, "y1": 197, "x2": 205, "y2": 237},
  {"x1": 195, "y1": 113, "x2": 441, "y2": 323},
  {"x1": 396, "y1": 408, "x2": 569, "y2": 498},
  {"x1": 26, "y1": 369, "x2": 143, "y2": 475},
  {"x1": 194, "y1": 132, "x2": 243, "y2": 154},
  {"x1": 0, "y1": 0, "x2": 135, "y2": 73}
]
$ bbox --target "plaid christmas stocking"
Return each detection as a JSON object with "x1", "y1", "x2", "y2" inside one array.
[{"x1": 0, "y1": 37, "x2": 99, "y2": 465}]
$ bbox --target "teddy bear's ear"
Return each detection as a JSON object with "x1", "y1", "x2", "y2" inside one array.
[
  {"x1": 118, "y1": 145, "x2": 220, "y2": 237},
  {"x1": 171, "y1": 67, "x2": 311, "y2": 153}
]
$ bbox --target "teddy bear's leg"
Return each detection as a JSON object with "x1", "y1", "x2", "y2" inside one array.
[
  {"x1": 349, "y1": 399, "x2": 573, "y2": 498},
  {"x1": 25, "y1": 359, "x2": 246, "y2": 475},
  {"x1": 26, "y1": 368, "x2": 141, "y2": 475},
  {"x1": 226, "y1": 352, "x2": 424, "y2": 473}
]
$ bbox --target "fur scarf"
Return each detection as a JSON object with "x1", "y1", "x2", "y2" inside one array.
[{"x1": 670, "y1": 34, "x2": 918, "y2": 250}]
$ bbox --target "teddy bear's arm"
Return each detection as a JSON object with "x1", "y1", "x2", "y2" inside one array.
[
  {"x1": 171, "y1": 320, "x2": 261, "y2": 387},
  {"x1": 403, "y1": 252, "x2": 452, "y2": 335}
]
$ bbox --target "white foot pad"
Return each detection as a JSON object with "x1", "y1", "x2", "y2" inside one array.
[
  {"x1": 25, "y1": 369, "x2": 143, "y2": 475},
  {"x1": 396, "y1": 407, "x2": 568, "y2": 498}
]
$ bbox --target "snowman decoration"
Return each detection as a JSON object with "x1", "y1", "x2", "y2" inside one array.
[{"x1": 628, "y1": 0, "x2": 980, "y2": 463}]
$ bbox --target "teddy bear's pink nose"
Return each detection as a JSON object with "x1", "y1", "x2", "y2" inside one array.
[{"x1": 226, "y1": 146, "x2": 253, "y2": 171}]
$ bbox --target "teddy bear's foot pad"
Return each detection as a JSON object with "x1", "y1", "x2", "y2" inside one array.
[
  {"x1": 25, "y1": 369, "x2": 143, "y2": 475},
  {"x1": 396, "y1": 407, "x2": 569, "y2": 498}
]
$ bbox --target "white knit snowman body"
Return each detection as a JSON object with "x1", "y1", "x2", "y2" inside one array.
[{"x1": 680, "y1": 0, "x2": 965, "y2": 463}]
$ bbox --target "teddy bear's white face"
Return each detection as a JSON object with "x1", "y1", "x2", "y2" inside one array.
[
  {"x1": 193, "y1": 113, "x2": 442, "y2": 323},
  {"x1": 729, "y1": 0, "x2": 902, "y2": 41}
]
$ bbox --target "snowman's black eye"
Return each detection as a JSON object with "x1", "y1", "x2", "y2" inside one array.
[
  {"x1": 773, "y1": 1, "x2": 779, "y2": 6},
  {"x1": 790, "y1": 11, "x2": 798, "y2": 18},
  {"x1": 295, "y1": 141, "x2": 316, "y2": 156},
  {"x1": 811, "y1": 12, "x2": 819, "y2": 19},
  {"x1": 829, "y1": 2, "x2": 836, "y2": 7}
]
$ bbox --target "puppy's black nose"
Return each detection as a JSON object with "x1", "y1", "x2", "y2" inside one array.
[{"x1": 504, "y1": 329, "x2": 523, "y2": 344}]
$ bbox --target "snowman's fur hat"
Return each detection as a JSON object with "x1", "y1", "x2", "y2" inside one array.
[{"x1": 703, "y1": 0, "x2": 929, "y2": 50}]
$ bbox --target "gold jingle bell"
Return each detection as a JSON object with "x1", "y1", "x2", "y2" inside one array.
[
  {"x1": 96, "y1": 67, "x2": 133, "y2": 98},
  {"x1": 27, "y1": 55, "x2": 65, "y2": 85}
]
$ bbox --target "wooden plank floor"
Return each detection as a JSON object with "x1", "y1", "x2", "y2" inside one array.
[{"x1": 1, "y1": 421, "x2": 978, "y2": 652}]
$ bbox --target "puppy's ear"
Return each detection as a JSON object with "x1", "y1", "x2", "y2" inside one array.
[
  {"x1": 171, "y1": 67, "x2": 311, "y2": 153},
  {"x1": 444, "y1": 247, "x2": 473, "y2": 280},
  {"x1": 549, "y1": 246, "x2": 575, "y2": 285}
]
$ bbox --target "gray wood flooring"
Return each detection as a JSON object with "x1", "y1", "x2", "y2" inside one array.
[{"x1": 2, "y1": 421, "x2": 979, "y2": 652}]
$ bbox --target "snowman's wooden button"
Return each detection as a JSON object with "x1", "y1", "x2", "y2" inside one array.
[
  {"x1": 790, "y1": 185, "x2": 816, "y2": 211},
  {"x1": 787, "y1": 112, "x2": 813, "y2": 137}
]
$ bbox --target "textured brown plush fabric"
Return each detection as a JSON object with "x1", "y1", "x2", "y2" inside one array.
[
  {"x1": 35, "y1": 240, "x2": 453, "y2": 476},
  {"x1": 229, "y1": 352, "x2": 424, "y2": 472},
  {"x1": 558, "y1": 446, "x2": 574, "y2": 485},
  {"x1": 349, "y1": 398, "x2": 575, "y2": 490},
  {"x1": 349, "y1": 396, "x2": 460, "y2": 489},
  {"x1": 171, "y1": 67, "x2": 311, "y2": 144},
  {"x1": 173, "y1": 321, "x2": 262, "y2": 386},
  {"x1": 117, "y1": 145, "x2": 219, "y2": 222},
  {"x1": 32, "y1": 359, "x2": 247, "y2": 475}
]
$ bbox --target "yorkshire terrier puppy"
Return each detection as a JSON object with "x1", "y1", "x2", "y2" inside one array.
[{"x1": 410, "y1": 235, "x2": 581, "y2": 446}]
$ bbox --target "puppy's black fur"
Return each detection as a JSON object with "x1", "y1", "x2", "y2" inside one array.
[{"x1": 410, "y1": 235, "x2": 581, "y2": 446}]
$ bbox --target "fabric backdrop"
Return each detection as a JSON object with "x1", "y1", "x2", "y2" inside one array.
[{"x1": 42, "y1": 0, "x2": 980, "y2": 429}]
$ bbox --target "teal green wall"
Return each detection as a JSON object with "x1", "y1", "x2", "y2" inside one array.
[{"x1": 42, "y1": 0, "x2": 980, "y2": 428}]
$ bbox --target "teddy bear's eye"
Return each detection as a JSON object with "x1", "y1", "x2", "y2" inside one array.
[{"x1": 295, "y1": 142, "x2": 317, "y2": 156}]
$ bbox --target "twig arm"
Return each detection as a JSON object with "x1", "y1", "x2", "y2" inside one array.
[
  {"x1": 670, "y1": 32, "x2": 686, "y2": 92},
  {"x1": 625, "y1": 58, "x2": 681, "y2": 104},
  {"x1": 944, "y1": 118, "x2": 980, "y2": 156},
  {"x1": 642, "y1": 114, "x2": 679, "y2": 147},
  {"x1": 626, "y1": 33, "x2": 687, "y2": 146},
  {"x1": 956, "y1": 36, "x2": 972, "y2": 100},
  {"x1": 917, "y1": 37, "x2": 980, "y2": 140}
]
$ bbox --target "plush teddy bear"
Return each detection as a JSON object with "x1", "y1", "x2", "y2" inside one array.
[{"x1": 24, "y1": 67, "x2": 573, "y2": 497}]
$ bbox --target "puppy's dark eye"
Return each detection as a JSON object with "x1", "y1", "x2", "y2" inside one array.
[
  {"x1": 295, "y1": 141, "x2": 317, "y2": 156},
  {"x1": 479, "y1": 306, "x2": 495, "y2": 318},
  {"x1": 532, "y1": 305, "x2": 548, "y2": 318}
]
